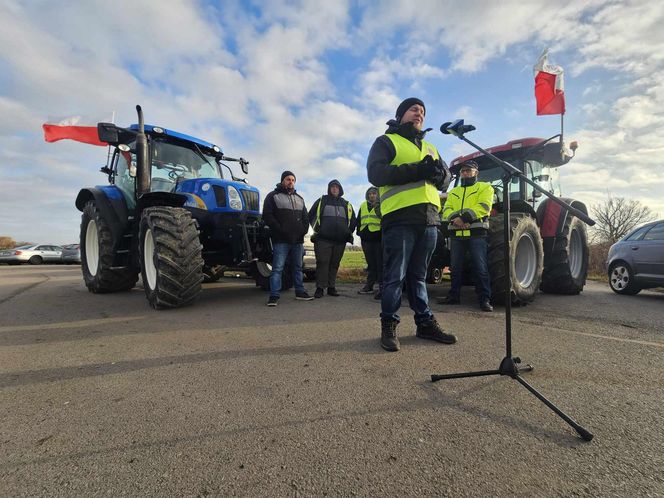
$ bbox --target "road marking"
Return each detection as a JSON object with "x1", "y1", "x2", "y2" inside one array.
[
  {"x1": 0, "y1": 316, "x2": 146, "y2": 332},
  {"x1": 566, "y1": 330, "x2": 664, "y2": 348}
]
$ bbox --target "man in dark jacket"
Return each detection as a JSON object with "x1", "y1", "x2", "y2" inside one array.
[
  {"x1": 308, "y1": 179, "x2": 357, "y2": 298},
  {"x1": 367, "y1": 97, "x2": 457, "y2": 351},
  {"x1": 262, "y1": 171, "x2": 314, "y2": 306},
  {"x1": 357, "y1": 186, "x2": 382, "y2": 299}
]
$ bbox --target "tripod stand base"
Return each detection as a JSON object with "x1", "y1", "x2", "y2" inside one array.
[{"x1": 431, "y1": 356, "x2": 593, "y2": 441}]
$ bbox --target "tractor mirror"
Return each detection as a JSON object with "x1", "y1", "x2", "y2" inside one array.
[
  {"x1": 97, "y1": 123, "x2": 120, "y2": 144},
  {"x1": 569, "y1": 141, "x2": 579, "y2": 151}
]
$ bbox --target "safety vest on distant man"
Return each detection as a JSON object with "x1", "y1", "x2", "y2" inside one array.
[
  {"x1": 313, "y1": 196, "x2": 353, "y2": 231},
  {"x1": 442, "y1": 181, "x2": 494, "y2": 237},
  {"x1": 358, "y1": 201, "x2": 381, "y2": 233},
  {"x1": 378, "y1": 133, "x2": 442, "y2": 216}
]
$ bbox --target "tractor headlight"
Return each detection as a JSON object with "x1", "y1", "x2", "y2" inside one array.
[{"x1": 228, "y1": 186, "x2": 243, "y2": 210}]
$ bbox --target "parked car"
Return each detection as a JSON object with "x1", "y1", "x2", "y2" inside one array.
[
  {"x1": 607, "y1": 219, "x2": 664, "y2": 295},
  {"x1": 61, "y1": 244, "x2": 81, "y2": 264},
  {"x1": 303, "y1": 234, "x2": 316, "y2": 281},
  {"x1": 0, "y1": 244, "x2": 63, "y2": 265}
]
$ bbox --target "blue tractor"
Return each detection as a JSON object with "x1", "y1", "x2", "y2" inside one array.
[{"x1": 75, "y1": 106, "x2": 275, "y2": 309}]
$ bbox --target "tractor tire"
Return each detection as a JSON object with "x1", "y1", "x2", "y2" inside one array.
[
  {"x1": 252, "y1": 261, "x2": 294, "y2": 292},
  {"x1": 203, "y1": 265, "x2": 224, "y2": 283},
  {"x1": 540, "y1": 215, "x2": 589, "y2": 295},
  {"x1": 488, "y1": 214, "x2": 544, "y2": 305},
  {"x1": 139, "y1": 206, "x2": 203, "y2": 309},
  {"x1": 80, "y1": 201, "x2": 139, "y2": 293},
  {"x1": 608, "y1": 262, "x2": 641, "y2": 295}
]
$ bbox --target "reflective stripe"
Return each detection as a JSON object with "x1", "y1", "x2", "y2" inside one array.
[
  {"x1": 479, "y1": 202, "x2": 491, "y2": 211},
  {"x1": 379, "y1": 180, "x2": 427, "y2": 202}
]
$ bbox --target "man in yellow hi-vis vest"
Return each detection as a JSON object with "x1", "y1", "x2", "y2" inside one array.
[
  {"x1": 439, "y1": 160, "x2": 494, "y2": 311},
  {"x1": 356, "y1": 186, "x2": 382, "y2": 298},
  {"x1": 367, "y1": 97, "x2": 457, "y2": 352}
]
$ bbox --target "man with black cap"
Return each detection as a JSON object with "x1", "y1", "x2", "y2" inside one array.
[
  {"x1": 262, "y1": 171, "x2": 314, "y2": 306},
  {"x1": 439, "y1": 160, "x2": 494, "y2": 311},
  {"x1": 367, "y1": 97, "x2": 457, "y2": 352},
  {"x1": 308, "y1": 179, "x2": 356, "y2": 298}
]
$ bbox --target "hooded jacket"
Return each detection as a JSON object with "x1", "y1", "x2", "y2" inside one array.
[
  {"x1": 356, "y1": 186, "x2": 381, "y2": 242},
  {"x1": 367, "y1": 120, "x2": 449, "y2": 229},
  {"x1": 308, "y1": 180, "x2": 357, "y2": 244},
  {"x1": 262, "y1": 183, "x2": 309, "y2": 244}
]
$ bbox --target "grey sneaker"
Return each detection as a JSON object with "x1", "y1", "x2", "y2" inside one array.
[
  {"x1": 267, "y1": 296, "x2": 279, "y2": 306},
  {"x1": 358, "y1": 285, "x2": 374, "y2": 294},
  {"x1": 380, "y1": 319, "x2": 400, "y2": 352},
  {"x1": 295, "y1": 291, "x2": 314, "y2": 301},
  {"x1": 416, "y1": 317, "x2": 457, "y2": 344}
]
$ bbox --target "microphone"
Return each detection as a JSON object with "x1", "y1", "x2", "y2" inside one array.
[{"x1": 440, "y1": 119, "x2": 476, "y2": 137}]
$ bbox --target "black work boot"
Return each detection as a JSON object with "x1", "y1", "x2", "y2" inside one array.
[
  {"x1": 380, "y1": 319, "x2": 400, "y2": 352},
  {"x1": 416, "y1": 317, "x2": 457, "y2": 344}
]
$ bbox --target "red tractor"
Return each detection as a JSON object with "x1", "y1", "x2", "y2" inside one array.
[{"x1": 428, "y1": 137, "x2": 589, "y2": 304}]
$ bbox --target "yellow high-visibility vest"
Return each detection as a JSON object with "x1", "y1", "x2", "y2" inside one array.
[
  {"x1": 378, "y1": 133, "x2": 442, "y2": 216},
  {"x1": 442, "y1": 181, "x2": 494, "y2": 237},
  {"x1": 358, "y1": 201, "x2": 381, "y2": 232}
]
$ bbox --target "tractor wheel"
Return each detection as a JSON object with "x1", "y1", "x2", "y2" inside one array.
[
  {"x1": 28, "y1": 255, "x2": 43, "y2": 265},
  {"x1": 139, "y1": 206, "x2": 203, "y2": 309},
  {"x1": 488, "y1": 214, "x2": 544, "y2": 305},
  {"x1": 427, "y1": 266, "x2": 444, "y2": 284},
  {"x1": 540, "y1": 215, "x2": 589, "y2": 294},
  {"x1": 608, "y1": 262, "x2": 641, "y2": 295},
  {"x1": 252, "y1": 261, "x2": 294, "y2": 292},
  {"x1": 203, "y1": 265, "x2": 224, "y2": 283},
  {"x1": 80, "y1": 201, "x2": 139, "y2": 293}
]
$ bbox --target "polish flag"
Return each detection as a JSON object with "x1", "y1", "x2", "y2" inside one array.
[
  {"x1": 42, "y1": 114, "x2": 113, "y2": 146},
  {"x1": 533, "y1": 49, "x2": 565, "y2": 115}
]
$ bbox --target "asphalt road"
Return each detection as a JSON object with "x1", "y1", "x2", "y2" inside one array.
[{"x1": 1, "y1": 265, "x2": 663, "y2": 497}]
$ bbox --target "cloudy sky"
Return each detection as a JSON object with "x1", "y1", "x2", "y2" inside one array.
[{"x1": 1, "y1": 0, "x2": 662, "y2": 244}]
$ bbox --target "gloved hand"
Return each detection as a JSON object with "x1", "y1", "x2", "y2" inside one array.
[
  {"x1": 416, "y1": 155, "x2": 439, "y2": 180},
  {"x1": 432, "y1": 163, "x2": 451, "y2": 191}
]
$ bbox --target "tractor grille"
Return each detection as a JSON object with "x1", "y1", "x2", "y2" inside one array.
[
  {"x1": 241, "y1": 189, "x2": 259, "y2": 211},
  {"x1": 212, "y1": 186, "x2": 226, "y2": 207}
]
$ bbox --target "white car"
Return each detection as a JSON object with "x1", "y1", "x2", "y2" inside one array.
[{"x1": 0, "y1": 244, "x2": 63, "y2": 265}]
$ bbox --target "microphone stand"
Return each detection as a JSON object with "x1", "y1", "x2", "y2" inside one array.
[{"x1": 432, "y1": 122, "x2": 595, "y2": 441}]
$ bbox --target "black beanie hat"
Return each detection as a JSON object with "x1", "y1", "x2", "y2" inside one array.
[
  {"x1": 281, "y1": 170, "x2": 296, "y2": 182},
  {"x1": 395, "y1": 97, "x2": 425, "y2": 122}
]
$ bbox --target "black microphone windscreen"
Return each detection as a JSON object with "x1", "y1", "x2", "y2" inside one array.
[{"x1": 440, "y1": 122, "x2": 452, "y2": 134}]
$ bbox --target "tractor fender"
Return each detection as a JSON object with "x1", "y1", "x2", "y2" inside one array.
[
  {"x1": 136, "y1": 191, "x2": 188, "y2": 212},
  {"x1": 537, "y1": 197, "x2": 588, "y2": 238},
  {"x1": 75, "y1": 186, "x2": 129, "y2": 248}
]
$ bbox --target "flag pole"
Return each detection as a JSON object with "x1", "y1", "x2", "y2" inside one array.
[{"x1": 560, "y1": 112, "x2": 564, "y2": 143}]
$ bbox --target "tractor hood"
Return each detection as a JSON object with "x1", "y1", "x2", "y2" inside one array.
[{"x1": 175, "y1": 178, "x2": 260, "y2": 214}]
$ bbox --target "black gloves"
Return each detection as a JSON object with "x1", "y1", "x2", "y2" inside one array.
[
  {"x1": 417, "y1": 155, "x2": 450, "y2": 191},
  {"x1": 417, "y1": 155, "x2": 439, "y2": 180}
]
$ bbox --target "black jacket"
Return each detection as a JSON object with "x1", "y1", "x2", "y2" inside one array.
[
  {"x1": 367, "y1": 120, "x2": 448, "y2": 229},
  {"x1": 262, "y1": 184, "x2": 309, "y2": 244},
  {"x1": 308, "y1": 180, "x2": 357, "y2": 244}
]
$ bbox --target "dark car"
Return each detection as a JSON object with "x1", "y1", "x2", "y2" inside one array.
[{"x1": 607, "y1": 219, "x2": 664, "y2": 295}]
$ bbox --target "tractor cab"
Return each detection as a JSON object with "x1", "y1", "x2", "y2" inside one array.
[{"x1": 448, "y1": 137, "x2": 577, "y2": 214}]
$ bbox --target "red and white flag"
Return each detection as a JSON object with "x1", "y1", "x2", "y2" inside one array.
[
  {"x1": 42, "y1": 114, "x2": 113, "y2": 146},
  {"x1": 533, "y1": 49, "x2": 565, "y2": 115}
]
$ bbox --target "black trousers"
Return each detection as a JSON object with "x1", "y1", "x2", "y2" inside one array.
[
  {"x1": 361, "y1": 239, "x2": 382, "y2": 289},
  {"x1": 314, "y1": 239, "x2": 346, "y2": 289}
]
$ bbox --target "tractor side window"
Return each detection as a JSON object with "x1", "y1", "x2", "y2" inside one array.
[{"x1": 114, "y1": 148, "x2": 137, "y2": 208}]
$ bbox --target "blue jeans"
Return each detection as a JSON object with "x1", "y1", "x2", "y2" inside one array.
[
  {"x1": 381, "y1": 224, "x2": 437, "y2": 324},
  {"x1": 270, "y1": 243, "x2": 305, "y2": 298},
  {"x1": 449, "y1": 237, "x2": 491, "y2": 303}
]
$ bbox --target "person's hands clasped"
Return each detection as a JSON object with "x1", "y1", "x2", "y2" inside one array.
[{"x1": 452, "y1": 217, "x2": 469, "y2": 229}]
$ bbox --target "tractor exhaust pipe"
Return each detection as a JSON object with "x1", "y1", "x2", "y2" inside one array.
[{"x1": 135, "y1": 105, "x2": 150, "y2": 195}]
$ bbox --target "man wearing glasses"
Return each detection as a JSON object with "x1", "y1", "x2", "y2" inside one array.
[{"x1": 438, "y1": 160, "x2": 495, "y2": 311}]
